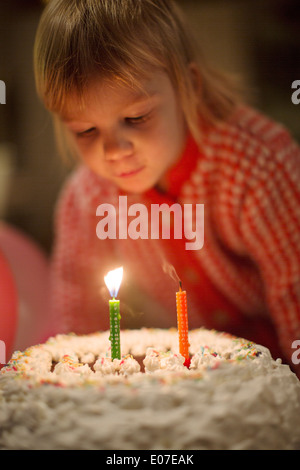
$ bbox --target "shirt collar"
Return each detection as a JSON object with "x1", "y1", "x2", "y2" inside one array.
[
  {"x1": 158, "y1": 133, "x2": 200, "y2": 199},
  {"x1": 120, "y1": 133, "x2": 200, "y2": 202}
]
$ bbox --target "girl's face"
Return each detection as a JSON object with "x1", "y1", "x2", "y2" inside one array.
[{"x1": 61, "y1": 71, "x2": 187, "y2": 193}]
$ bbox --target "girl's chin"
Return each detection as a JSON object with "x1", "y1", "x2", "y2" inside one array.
[
  {"x1": 117, "y1": 180, "x2": 154, "y2": 194},
  {"x1": 114, "y1": 171, "x2": 159, "y2": 194}
]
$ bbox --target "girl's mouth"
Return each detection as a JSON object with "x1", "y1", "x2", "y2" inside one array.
[{"x1": 117, "y1": 166, "x2": 145, "y2": 178}]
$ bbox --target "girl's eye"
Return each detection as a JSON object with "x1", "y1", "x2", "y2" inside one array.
[
  {"x1": 76, "y1": 127, "x2": 96, "y2": 138},
  {"x1": 125, "y1": 113, "x2": 150, "y2": 125}
]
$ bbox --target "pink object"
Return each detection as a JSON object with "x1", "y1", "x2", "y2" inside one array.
[
  {"x1": 0, "y1": 247, "x2": 17, "y2": 361},
  {"x1": 0, "y1": 222, "x2": 51, "y2": 352}
]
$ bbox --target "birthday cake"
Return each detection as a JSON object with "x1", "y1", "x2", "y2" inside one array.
[{"x1": 0, "y1": 327, "x2": 300, "y2": 450}]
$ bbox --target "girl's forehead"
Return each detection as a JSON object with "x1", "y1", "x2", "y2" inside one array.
[
  {"x1": 60, "y1": 70, "x2": 172, "y2": 120},
  {"x1": 88, "y1": 70, "x2": 168, "y2": 99}
]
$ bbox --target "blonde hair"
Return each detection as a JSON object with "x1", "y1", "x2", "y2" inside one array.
[{"x1": 34, "y1": 0, "x2": 242, "y2": 159}]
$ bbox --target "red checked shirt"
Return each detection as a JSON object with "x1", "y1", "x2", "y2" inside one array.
[{"x1": 50, "y1": 105, "x2": 300, "y2": 373}]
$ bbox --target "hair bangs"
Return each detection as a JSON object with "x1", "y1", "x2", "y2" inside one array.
[{"x1": 34, "y1": 0, "x2": 174, "y2": 115}]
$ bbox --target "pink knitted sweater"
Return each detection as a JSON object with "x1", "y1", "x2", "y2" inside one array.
[{"x1": 50, "y1": 105, "x2": 300, "y2": 370}]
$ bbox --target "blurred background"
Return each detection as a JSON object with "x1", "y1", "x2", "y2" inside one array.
[
  {"x1": 0, "y1": 0, "x2": 299, "y2": 254},
  {"x1": 0, "y1": 0, "x2": 299, "y2": 352}
]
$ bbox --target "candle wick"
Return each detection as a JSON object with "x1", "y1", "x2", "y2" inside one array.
[{"x1": 179, "y1": 280, "x2": 182, "y2": 291}]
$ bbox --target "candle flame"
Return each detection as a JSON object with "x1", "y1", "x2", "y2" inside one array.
[{"x1": 104, "y1": 267, "x2": 123, "y2": 298}]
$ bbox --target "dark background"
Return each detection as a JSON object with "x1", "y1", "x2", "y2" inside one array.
[{"x1": 0, "y1": 0, "x2": 299, "y2": 255}]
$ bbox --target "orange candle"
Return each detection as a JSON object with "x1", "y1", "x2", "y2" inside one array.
[{"x1": 176, "y1": 281, "x2": 190, "y2": 368}]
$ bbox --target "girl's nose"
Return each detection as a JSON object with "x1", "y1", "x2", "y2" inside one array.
[{"x1": 103, "y1": 132, "x2": 133, "y2": 161}]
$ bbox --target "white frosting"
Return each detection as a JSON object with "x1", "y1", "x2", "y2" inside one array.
[
  {"x1": 93, "y1": 356, "x2": 140, "y2": 376},
  {"x1": 144, "y1": 348, "x2": 185, "y2": 373},
  {"x1": 0, "y1": 328, "x2": 300, "y2": 450}
]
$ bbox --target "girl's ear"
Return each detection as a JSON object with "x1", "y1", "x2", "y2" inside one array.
[{"x1": 188, "y1": 62, "x2": 202, "y2": 96}]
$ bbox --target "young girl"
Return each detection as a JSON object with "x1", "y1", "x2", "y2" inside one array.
[{"x1": 34, "y1": 0, "x2": 300, "y2": 375}]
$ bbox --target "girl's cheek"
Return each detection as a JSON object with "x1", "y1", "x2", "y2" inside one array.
[{"x1": 76, "y1": 138, "x2": 100, "y2": 159}]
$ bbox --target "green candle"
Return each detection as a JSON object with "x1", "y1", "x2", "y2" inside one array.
[
  {"x1": 109, "y1": 298, "x2": 121, "y2": 360},
  {"x1": 104, "y1": 267, "x2": 123, "y2": 361}
]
